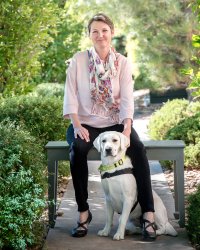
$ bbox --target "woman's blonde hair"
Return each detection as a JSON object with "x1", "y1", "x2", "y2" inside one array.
[{"x1": 87, "y1": 13, "x2": 114, "y2": 33}]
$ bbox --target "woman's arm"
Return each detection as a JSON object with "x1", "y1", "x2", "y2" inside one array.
[
  {"x1": 119, "y1": 57, "x2": 134, "y2": 125},
  {"x1": 122, "y1": 118, "x2": 132, "y2": 139}
]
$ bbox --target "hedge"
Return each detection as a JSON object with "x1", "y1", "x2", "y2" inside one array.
[
  {"x1": 148, "y1": 99, "x2": 200, "y2": 169},
  {"x1": 187, "y1": 185, "x2": 200, "y2": 249},
  {"x1": 0, "y1": 120, "x2": 46, "y2": 249},
  {"x1": 0, "y1": 95, "x2": 70, "y2": 146}
]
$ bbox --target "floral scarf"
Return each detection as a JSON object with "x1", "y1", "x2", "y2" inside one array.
[{"x1": 88, "y1": 47, "x2": 119, "y2": 116}]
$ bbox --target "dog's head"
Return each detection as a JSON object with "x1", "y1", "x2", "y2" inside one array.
[{"x1": 93, "y1": 131, "x2": 130, "y2": 158}]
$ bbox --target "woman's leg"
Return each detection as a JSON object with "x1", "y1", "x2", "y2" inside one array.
[
  {"x1": 126, "y1": 127, "x2": 154, "y2": 213},
  {"x1": 125, "y1": 127, "x2": 156, "y2": 239},
  {"x1": 67, "y1": 124, "x2": 100, "y2": 212}
]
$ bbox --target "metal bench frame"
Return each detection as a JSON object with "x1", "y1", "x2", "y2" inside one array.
[{"x1": 45, "y1": 140, "x2": 185, "y2": 228}]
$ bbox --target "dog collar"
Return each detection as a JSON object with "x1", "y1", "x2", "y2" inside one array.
[{"x1": 98, "y1": 156, "x2": 126, "y2": 173}]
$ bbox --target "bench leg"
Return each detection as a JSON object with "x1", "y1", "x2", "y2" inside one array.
[
  {"x1": 174, "y1": 152, "x2": 185, "y2": 227},
  {"x1": 48, "y1": 159, "x2": 58, "y2": 228}
]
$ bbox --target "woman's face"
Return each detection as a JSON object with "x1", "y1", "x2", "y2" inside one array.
[{"x1": 89, "y1": 21, "x2": 114, "y2": 51}]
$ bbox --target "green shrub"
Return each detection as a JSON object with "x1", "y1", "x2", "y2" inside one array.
[
  {"x1": 166, "y1": 113, "x2": 200, "y2": 145},
  {"x1": 148, "y1": 99, "x2": 189, "y2": 140},
  {"x1": 164, "y1": 112, "x2": 200, "y2": 168},
  {"x1": 186, "y1": 185, "x2": 200, "y2": 249},
  {"x1": 0, "y1": 121, "x2": 46, "y2": 249},
  {"x1": 148, "y1": 100, "x2": 200, "y2": 169},
  {"x1": 31, "y1": 83, "x2": 64, "y2": 98},
  {"x1": 58, "y1": 161, "x2": 71, "y2": 177},
  {"x1": 184, "y1": 142, "x2": 200, "y2": 169},
  {"x1": 0, "y1": 120, "x2": 46, "y2": 187},
  {"x1": 0, "y1": 95, "x2": 70, "y2": 145},
  {"x1": 0, "y1": 168, "x2": 46, "y2": 250}
]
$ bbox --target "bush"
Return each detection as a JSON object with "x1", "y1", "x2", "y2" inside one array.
[
  {"x1": 148, "y1": 100, "x2": 200, "y2": 169},
  {"x1": 166, "y1": 113, "x2": 200, "y2": 145},
  {"x1": 0, "y1": 95, "x2": 70, "y2": 145},
  {"x1": 184, "y1": 142, "x2": 200, "y2": 169},
  {"x1": 165, "y1": 113, "x2": 200, "y2": 168},
  {"x1": 187, "y1": 185, "x2": 200, "y2": 249},
  {"x1": 0, "y1": 121, "x2": 46, "y2": 249},
  {"x1": 148, "y1": 99, "x2": 189, "y2": 140},
  {"x1": 31, "y1": 83, "x2": 64, "y2": 98},
  {"x1": 0, "y1": 120, "x2": 46, "y2": 187}
]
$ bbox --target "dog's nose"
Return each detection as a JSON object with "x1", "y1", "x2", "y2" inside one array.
[{"x1": 105, "y1": 148, "x2": 112, "y2": 155}]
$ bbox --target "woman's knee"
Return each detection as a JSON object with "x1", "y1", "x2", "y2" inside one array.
[
  {"x1": 70, "y1": 139, "x2": 89, "y2": 156},
  {"x1": 130, "y1": 138, "x2": 146, "y2": 152}
]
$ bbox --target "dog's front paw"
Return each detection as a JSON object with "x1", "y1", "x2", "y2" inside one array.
[
  {"x1": 113, "y1": 232, "x2": 124, "y2": 240},
  {"x1": 98, "y1": 229, "x2": 110, "y2": 237}
]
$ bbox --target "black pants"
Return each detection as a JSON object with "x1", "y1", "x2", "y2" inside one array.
[{"x1": 66, "y1": 123, "x2": 154, "y2": 214}]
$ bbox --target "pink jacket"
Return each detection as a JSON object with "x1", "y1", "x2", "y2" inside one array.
[{"x1": 63, "y1": 50, "x2": 134, "y2": 127}]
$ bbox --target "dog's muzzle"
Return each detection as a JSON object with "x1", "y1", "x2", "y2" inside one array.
[{"x1": 105, "y1": 147, "x2": 112, "y2": 156}]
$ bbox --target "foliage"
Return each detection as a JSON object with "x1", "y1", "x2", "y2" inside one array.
[
  {"x1": 134, "y1": 65, "x2": 159, "y2": 90},
  {"x1": 1, "y1": 0, "x2": 197, "y2": 93},
  {"x1": 0, "y1": 0, "x2": 60, "y2": 96},
  {"x1": 0, "y1": 169, "x2": 46, "y2": 249},
  {"x1": 0, "y1": 95, "x2": 70, "y2": 145},
  {"x1": 148, "y1": 99, "x2": 200, "y2": 169},
  {"x1": 37, "y1": 0, "x2": 84, "y2": 84},
  {"x1": 148, "y1": 99, "x2": 189, "y2": 140},
  {"x1": 184, "y1": 141, "x2": 200, "y2": 169},
  {"x1": 0, "y1": 121, "x2": 46, "y2": 249},
  {"x1": 187, "y1": 185, "x2": 200, "y2": 249},
  {"x1": 0, "y1": 120, "x2": 46, "y2": 186},
  {"x1": 115, "y1": 0, "x2": 197, "y2": 89},
  {"x1": 31, "y1": 82, "x2": 64, "y2": 98},
  {"x1": 183, "y1": 1, "x2": 200, "y2": 99},
  {"x1": 165, "y1": 112, "x2": 200, "y2": 168},
  {"x1": 166, "y1": 112, "x2": 200, "y2": 145}
]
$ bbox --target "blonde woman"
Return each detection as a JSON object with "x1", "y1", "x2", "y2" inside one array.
[{"x1": 63, "y1": 13, "x2": 156, "y2": 240}]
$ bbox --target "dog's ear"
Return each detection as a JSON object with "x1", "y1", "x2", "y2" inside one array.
[
  {"x1": 118, "y1": 132, "x2": 130, "y2": 151},
  {"x1": 93, "y1": 135, "x2": 101, "y2": 152}
]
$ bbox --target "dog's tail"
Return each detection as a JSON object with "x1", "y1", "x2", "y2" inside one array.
[{"x1": 156, "y1": 222, "x2": 177, "y2": 236}]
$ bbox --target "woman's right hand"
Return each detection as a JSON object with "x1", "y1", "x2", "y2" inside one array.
[
  {"x1": 69, "y1": 114, "x2": 90, "y2": 142},
  {"x1": 74, "y1": 125, "x2": 90, "y2": 142}
]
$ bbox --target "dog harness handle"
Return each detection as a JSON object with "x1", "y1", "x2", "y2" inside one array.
[{"x1": 101, "y1": 167, "x2": 133, "y2": 179}]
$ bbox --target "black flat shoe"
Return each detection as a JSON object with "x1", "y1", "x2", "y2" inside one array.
[
  {"x1": 140, "y1": 217, "x2": 157, "y2": 241},
  {"x1": 71, "y1": 210, "x2": 92, "y2": 238}
]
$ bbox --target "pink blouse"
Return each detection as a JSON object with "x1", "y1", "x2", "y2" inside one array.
[{"x1": 63, "y1": 50, "x2": 134, "y2": 128}]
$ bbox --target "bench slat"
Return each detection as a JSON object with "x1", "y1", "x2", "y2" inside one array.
[{"x1": 45, "y1": 140, "x2": 185, "y2": 149}]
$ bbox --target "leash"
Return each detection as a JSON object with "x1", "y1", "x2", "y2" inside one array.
[{"x1": 130, "y1": 200, "x2": 139, "y2": 213}]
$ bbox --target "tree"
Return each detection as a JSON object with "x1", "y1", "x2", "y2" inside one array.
[
  {"x1": 0, "y1": 0, "x2": 60, "y2": 96},
  {"x1": 120, "y1": 0, "x2": 197, "y2": 89},
  {"x1": 37, "y1": 0, "x2": 85, "y2": 84},
  {"x1": 184, "y1": 0, "x2": 200, "y2": 99}
]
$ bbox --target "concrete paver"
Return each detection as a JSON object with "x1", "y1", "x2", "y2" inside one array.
[{"x1": 45, "y1": 161, "x2": 192, "y2": 250}]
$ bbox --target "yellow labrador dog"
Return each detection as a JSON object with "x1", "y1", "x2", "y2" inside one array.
[{"x1": 93, "y1": 131, "x2": 177, "y2": 240}]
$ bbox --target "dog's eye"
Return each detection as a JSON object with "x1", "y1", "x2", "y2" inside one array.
[
  {"x1": 112, "y1": 139, "x2": 118, "y2": 143},
  {"x1": 102, "y1": 139, "x2": 106, "y2": 143}
]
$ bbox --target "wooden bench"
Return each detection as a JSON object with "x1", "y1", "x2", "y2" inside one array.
[{"x1": 45, "y1": 140, "x2": 185, "y2": 228}]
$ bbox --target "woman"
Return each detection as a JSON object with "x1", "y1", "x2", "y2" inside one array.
[{"x1": 63, "y1": 13, "x2": 156, "y2": 240}]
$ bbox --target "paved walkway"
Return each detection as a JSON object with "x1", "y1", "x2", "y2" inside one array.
[{"x1": 45, "y1": 113, "x2": 193, "y2": 250}]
